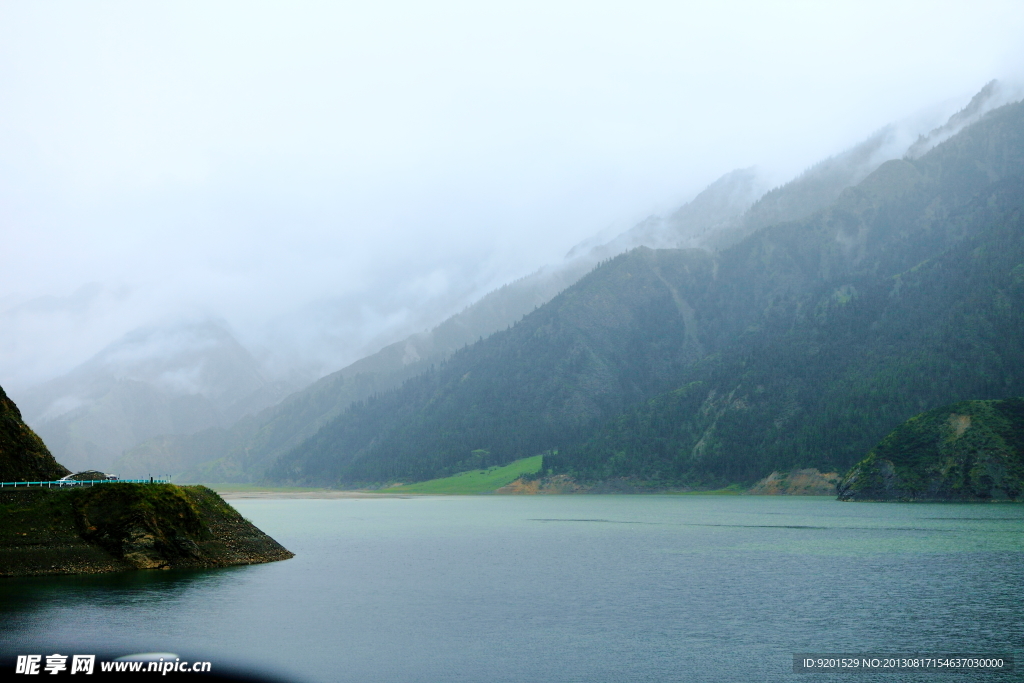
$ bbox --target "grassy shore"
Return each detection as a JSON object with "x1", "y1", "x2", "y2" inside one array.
[{"x1": 382, "y1": 455, "x2": 544, "y2": 494}]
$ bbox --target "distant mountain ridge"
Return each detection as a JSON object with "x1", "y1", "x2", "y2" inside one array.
[
  {"x1": 19, "y1": 321, "x2": 296, "y2": 474},
  {"x1": 546, "y1": 98, "x2": 1024, "y2": 485},
  {"x1": 113, "y1": 81, "x2": 1019, "y2": 483},
  {"x1": 266, "y1": 96, "x2": 1024, "y2": 487},
  {"x1": 269, "y1": 247, "x2": 712, "y2": 484},
  {"x1": 700, "y1": 80, "x2": 1016, "y2": 251}
]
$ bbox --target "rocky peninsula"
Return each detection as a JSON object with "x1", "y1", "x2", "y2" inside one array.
[
  {"x1": 838, "y1": 398, "x2": 1024, "y2": 501},
  {"x1": 0, "y1": 384, "x2": 292, "y2": 576}
]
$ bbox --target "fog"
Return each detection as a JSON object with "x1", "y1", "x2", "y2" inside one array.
[{"x1": 3, "y1": 0, "x2": 1024, "y2": 393}]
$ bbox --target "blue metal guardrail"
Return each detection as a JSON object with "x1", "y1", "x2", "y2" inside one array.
[{"x1": 0, "y1": 479, "x2": 169, "y2": 489}]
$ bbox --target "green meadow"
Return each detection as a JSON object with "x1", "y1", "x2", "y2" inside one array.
[{"x1": 382, "y1": 455, "x2": 543, "y2": 494}]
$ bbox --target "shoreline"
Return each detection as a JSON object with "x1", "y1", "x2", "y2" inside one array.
[
  {"x1": 213, "y1": 489, "x2": 841, "y2": 500},
  {"x1": 214, "y1": 490, "x2": 417, "y2": 500}
]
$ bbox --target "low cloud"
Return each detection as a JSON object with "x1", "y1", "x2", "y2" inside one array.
[{"x1": 2, "y1": 1, "x2": 1024, "y2": 395}]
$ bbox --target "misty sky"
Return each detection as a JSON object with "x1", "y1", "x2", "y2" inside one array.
[{"x1": 2, "y1": 0, "x2": 1024, "y2": 392}]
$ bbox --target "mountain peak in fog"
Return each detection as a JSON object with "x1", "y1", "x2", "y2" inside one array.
[
  {"x1": 17, "y1": 319, "x2": 300, "y2": 473},
  {"x1": 904, "y1": 79, "x2": 1018, "y2": 159}
]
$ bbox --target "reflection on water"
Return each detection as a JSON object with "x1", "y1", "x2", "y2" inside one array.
[
  {"x1": 1, "y1": 496, "x2": 1021, "y2": 683},
  {"x1": 0, "y1": 564, "x2": 248, "y2": 615}
]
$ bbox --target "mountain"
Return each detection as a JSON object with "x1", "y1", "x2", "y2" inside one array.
[
  {"x1": 904, "y1": 80, "x2": 1012, "y2": 159},
  {"x1": 18, "y1": 320, "x2": 295, "y2": 474},
  {"x1": 0, "y1": 384, "x2": 70, "y2": 482},
  {"x1": 573, "y1": 167, "x2": 769, "y2": 255},
  {"x1": 124, "y1": 164, "x2": 771, "y2": 482},
  {"x1": 118, "y1": 261, "x2": 595, "y2": 482},
  {"x1": 549, "y1": 100, "x2": 1024, "y2": 486},
  {"x1": 698, "y1": 80, "x2": 1015, "y2": 252},
  {"x1": 268, "y1": 247, "x2": 712, "y2": 484},
  {"x1": 837, "y1": 398, "x2": 1024, "y2": 501},
  {"x1": 266, "y1": 96, "x2": 1024, "y2": 488},
  {"x1": 125, "y1": 82, "x2": 1015, "y2": 483}
]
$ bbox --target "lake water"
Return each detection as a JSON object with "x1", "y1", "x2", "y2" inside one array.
[{"x1": 1, "y1": 495, "x2": 1022, "y2": 682}]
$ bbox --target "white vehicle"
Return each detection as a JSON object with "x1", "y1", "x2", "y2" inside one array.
[{"x1": 58, "y1": 471, "x2": 119, "y2": 484}]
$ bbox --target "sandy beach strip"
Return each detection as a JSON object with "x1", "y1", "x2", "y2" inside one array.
[{"x1": 214, "y1": 490, "x2": 415, "y2": 500}]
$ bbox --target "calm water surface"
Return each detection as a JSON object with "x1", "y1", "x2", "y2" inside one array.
[{"x1": 1, "y1": 495, "x2": 1021, "y2": 682}]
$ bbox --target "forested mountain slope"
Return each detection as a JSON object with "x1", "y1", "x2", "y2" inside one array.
[
  {"x1": 123, "y1": 83, "x2": 1014, "y2": 484},
  {"x1": 130, "y1": 141, "x2": 827, "y2": 482},
  {"x1": 552, "y1": 103, "x2": 1024, "y2": 484},
  {"x1": 0, "y1": 384, "x2": 70, "y2": 482},
  {"x1": 837, "y1": 398, "x2": 1024, "y2": 501},
  {"x1": 134, "y1": 111, "x2": 950, "y2": 483},
  {"x1": 125, "y1": 154, "x2": 780, "y2": 483},
  {"x1": 269, "y1": 247, "x2": 715, "y2": 484},
  {"x1": 269, "y1": 99, "x2": 1024, "y2": 487},
  {"x1": 122, "y1": 256, "x2": 600, "y2": 482}
]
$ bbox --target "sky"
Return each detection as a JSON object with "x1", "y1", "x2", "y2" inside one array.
[{"x1": 2, "y1": 0, "x2": 1024, "y2": 393}]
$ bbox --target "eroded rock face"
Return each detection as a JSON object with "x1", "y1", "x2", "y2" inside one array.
[
  {"x1": 0, "y1": 384, "x2": 70, "y2": 482},
  {"x1": 1, "y1": 484, "x2": 293, "y2": 576},
  {"x1": 495, "y1": 474, "x2": 589, "y2": 494},
  {"x1": 74, "y1": 483, "x2": 212, "y2": 569},
  {"x1": 748, "y1": 468, "x2": 839, "y2": 495}
]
